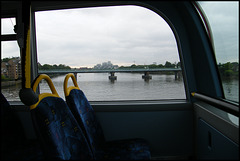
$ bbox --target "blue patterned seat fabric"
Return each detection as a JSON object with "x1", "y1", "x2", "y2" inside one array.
[
  {"x1": 31, "y1": 96, "x2": 94, "y2": 160},
  {"x1": 66, "y1": 89, "x2": 151, "y2": 160}
]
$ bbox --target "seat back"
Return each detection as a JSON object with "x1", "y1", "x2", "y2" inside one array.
[
  {"x1": 64, "y1": 73, "x2": 105, "y2": 155},
  {"x1": 1, "y1": 92, "x2": 25, "y2": 145},
  {"x1": 1, "y1": 93, "x2": 26, "y2": 158},
  {"x1": 30, "y1": 74, "x2": 94, "y2": 160}
]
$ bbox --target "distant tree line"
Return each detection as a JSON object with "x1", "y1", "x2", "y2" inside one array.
[
  {"x1": 118, "y1": 61, "x2": 239, "y2": 78},
  {"x1": 38, "y1": 63, "x2": 71, "y2": 70},
  {"x1": 119, "y1": 61, "x2": 181, "y2": 69},
  {"x1": 218, "y1": 62, "x2": 239, "y2": 78}
]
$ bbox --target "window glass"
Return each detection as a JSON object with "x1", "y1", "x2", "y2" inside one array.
[
  {"x1": 1, "y1": 18, "x2": 16, "y2": 35},
  {"x1": 1, "y1": 41, "x2": 21, "y2": 101},
  {"x1": 35, "y1": 5, "x2": 185, "y2": 101},
  {"x1": 1, "y1": 18, "x2": 21, "y2": 101},
  {"x1": 198, "y1": 1, "x2": 239, "y2": 125},
  {"x1": 198, "y1": 1, "x2": 239, "y2": 103}
]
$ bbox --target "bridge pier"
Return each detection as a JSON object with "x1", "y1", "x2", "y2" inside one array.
[
  {"x1": 142, "y1": 72, "x2": 152, "y2": 80},
  {"x1": 174, "y1": 71, "x2": 181, "y2": 80},
  {"x1": 109, "y1": 72, "x2": 117, "y2": 80}
]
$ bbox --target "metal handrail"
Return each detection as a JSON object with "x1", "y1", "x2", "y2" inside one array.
[{"x1": 192, "y1": 92, "x2": 239, "y2": 117}]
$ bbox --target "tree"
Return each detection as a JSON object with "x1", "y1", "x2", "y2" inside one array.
[
  {"x1": 2, "y1": 58, "x2": 11, "y2": 62},
  {"x1": 42, "y1": 64, "x2": 52, "y2": 70},
  {"x1": 176, "y1": 62, "x2": 181, "y2": 68},
  {"x1": 164, "y1": 61, "x2": 174, "y2": 68},
  {"x1": 148, "y1": 64, "x2": 158, "y2": 68},
  {"x1": 217, "y1": 62, "x2": 239, "y2": 77},
  {"x1": 158, "y1": 64, "x2": 164, "y2": 68},
  {"x1": 131, "y1": 64, "x2": 137, "y2": 68}
]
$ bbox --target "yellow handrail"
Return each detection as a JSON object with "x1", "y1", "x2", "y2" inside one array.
[
  {"x1": 30, "y1": 74, "x2": 59, "y2": 110},
  {"x1": 64, "y1": 73, "x2": 80, "y2": 97}
]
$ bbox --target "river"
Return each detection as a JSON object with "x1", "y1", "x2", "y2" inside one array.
[
  {"x1": 1, "y1": 73, "x2": 238, "y2": 102},
  {"x1": 2, "y1": 73, "x2": 238, "y2": 125},
  {"x1": 40, "y1": 73, "x2": 186, "y2": 101}
]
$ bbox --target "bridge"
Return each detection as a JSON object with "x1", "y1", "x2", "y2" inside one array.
[{"x1": 38, "y1": 68, "x2": 182, "y2": 81}]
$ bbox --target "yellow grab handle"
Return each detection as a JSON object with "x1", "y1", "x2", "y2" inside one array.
[
  {"x1": 64, "y1": 73, "x2": 80, "y2": 97},
  {"x1": 30, "y1": 74, "x2": 59, "y2": 110},
  {"x1": 32, "y1": 74, "x2": 58, "y2": 95}
]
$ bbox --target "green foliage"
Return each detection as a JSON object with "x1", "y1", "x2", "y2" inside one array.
[
  {"x1": 38, "y1": 63, "x2": 71, "y2": 70},
  {"x1": 119, "y1": 61, "x2": 179, "y2": 69},
  {"x1": 148, "y1": 64, "x2": 158, "y2": 68},
  {"x1": 1, "y1": 74, "x2": 12, "y2": 81},
  {"x1": 1, "y1": 56, "x2": 20, "y2": 62},
  {"x1": 118, "y1": 61, "x2": 239, "y2": 78},
  {"x1": 1, "y1": 75, "x2": 6, "y2": 80},
  {"x1": 164, "y1": 61, "x2": 175, "y2": 68},
  {"x1": 224, "y1": 70, "x2": 234, "y2": 76},
  {"x1": 218, "y1": 62, "x2": 239, "y2": 77}
]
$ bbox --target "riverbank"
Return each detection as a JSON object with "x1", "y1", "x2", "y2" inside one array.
[{"x1": 1, "y1": 80, "x2": 22, "y2": 88}]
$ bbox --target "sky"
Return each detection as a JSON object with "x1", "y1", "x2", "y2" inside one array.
[
  {"x1": 199, "y1": 1, "x2": 239, "y2": 64},
  {"x1": 35, "y1": 5, "x2": 179, "y2": 68},
  {"x1": 1, "y1": 2, "x2": 239, "y2": 68}
]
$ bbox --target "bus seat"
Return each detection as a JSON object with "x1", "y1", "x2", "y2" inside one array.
[
  {"x1": 29, "y1": 74, "x2": 94, "y2": 160},
  {"x1": 1, "y1": 92, "x2": 43, "y2": 160},
  {"x1": 64, "y1": 73, "x2": 151, "y2": 160}
]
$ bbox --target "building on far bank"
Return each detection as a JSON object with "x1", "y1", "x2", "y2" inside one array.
[
  {"x1": 1, "y1": 57, "x2": 21, "y2": 80},
  {"x1": 93, "y1": 61, "x2": 118, "y2": 70}
]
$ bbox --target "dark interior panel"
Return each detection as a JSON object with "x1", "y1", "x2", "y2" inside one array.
[{"x1": 197, "y1": 118, "x2": 239, "y2": 160}]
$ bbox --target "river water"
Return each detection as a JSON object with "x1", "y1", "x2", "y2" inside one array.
[
  {"x1": 39, "y1": 73, "x2": 186, "y2": 101},
  {"x1": 2, "y1": 73, "x2": 238, "y2": 125},
  {"x1": 2, "y1": 73, "x2": 238, "y2": 102}
]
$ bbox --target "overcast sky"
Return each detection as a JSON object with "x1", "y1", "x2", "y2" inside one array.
[
  {"x1": 1, "y1": 2, "x2": 239, "y2": 68},
  {"x1": 35, "y1": 5, "x2": 179, "y2": 68},
  {"x1": 199, "y1": 1, "x2": 239, "y2": 64}
]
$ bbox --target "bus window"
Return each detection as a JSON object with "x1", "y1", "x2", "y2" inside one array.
[
  {"x1": 35, "y1": 5, "x2": 186, "y2": 101},
  {"x1": 1, "y1": 18, "x2": 21, "y2": 101},
  {"x1": 198, "y1": 1, "x2": 239, "y2": 125}
]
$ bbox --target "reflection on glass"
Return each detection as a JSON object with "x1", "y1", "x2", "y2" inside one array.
[{"x1": 198, "y1": 2, "x2": 239, "y2": 103}]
